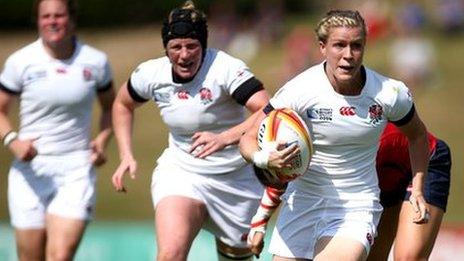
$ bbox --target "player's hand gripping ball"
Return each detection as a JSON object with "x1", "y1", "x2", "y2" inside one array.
[{"x1": 257, "y1": 108, "x2": 313, "y2": 183}]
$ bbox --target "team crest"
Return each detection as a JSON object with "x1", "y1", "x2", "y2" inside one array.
[
  {"x1": 83, "y1": 68, "x2": 92, "y2": 81},
  {"x1": 56, "y1": 67, "x2": 67, "y2": 74},
  {"x1": 368, "y1": 104, "x2": 383, "y2": 125},
  {"x1": 177, "y1": 90, "x2": 190, "y2": 100},
  {"x1": 199, "y1": 87, "x2": 213, "y2": 104}
]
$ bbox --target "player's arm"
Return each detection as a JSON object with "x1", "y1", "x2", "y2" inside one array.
[
  {"x1": 190, "y1": 85, "x2": 270, "y2": 158},
  {"x1": 0, "y1": 89, "x2": 16, "y2": 141},
  {"x1": 91, "y1": 84, "x2": 115, "y2": 166},
  {"x1": 0, "y1": 89, "x2": 37, "y2": 161},
  {"x1": 111, "y1": 81, "x2": 144, "y2": 192},
  {"x1": 397, "y1": 111, "x2": 429, "y2": 223},
  {"x1": 248, "y1": 185, "x2": 286, "y2": 257},
  {"x1": 213, "y1": 89, "x2": 269, "y2": 144},
  {"x1": 239, "y1": 104, "x2": 299, "y2": 171}
]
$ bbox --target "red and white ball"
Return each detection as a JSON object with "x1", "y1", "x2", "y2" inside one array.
[{"x1": 257, "y1": 108, "x2": 313, "y2": 182}]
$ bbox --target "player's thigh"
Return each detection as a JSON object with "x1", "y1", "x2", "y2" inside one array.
[
  {"x1": 45, "y1": 213, "x2": 87, "y2": 258},
  {"x1": 367, "y1": 203, "x2": 402, "y2": 261},
  {"x1": 15, "y1": 228, "x2": 46, "y2": 261},
  {"x1": 394, "y1": 202, "x2": 444, "y2": 259},
  {"x1": 314, "y1": 236, "x2": 367, "y2": 261},
  {"x1": 155, "y1": 196, "x2": 208, "y2": 251}
]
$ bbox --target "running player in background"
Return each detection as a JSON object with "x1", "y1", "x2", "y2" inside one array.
[
  {"x1": 111, "y1": 1, "x2": 269, "y2": 260},
  {"x1": 368, "y1": 123, "x2": 451, "y2": 261},
  {"x1": 0, "y1": 0, "x2": 114, "y2": 260},
  {"x1": 240, "y1": 10, "x2": 430, "y2": 261}
]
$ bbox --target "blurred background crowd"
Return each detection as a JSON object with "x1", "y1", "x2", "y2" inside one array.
[{"x1": 2, "y1": 0, "x2": 464, "y2": 93}]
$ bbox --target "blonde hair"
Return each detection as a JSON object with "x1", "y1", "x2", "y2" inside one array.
[
  {"x1": 167, "y1": 0, "x2": 206, "y2": 24},
  {"x1": 315, "y1": 10, "x2": 366, "y2": 43}
]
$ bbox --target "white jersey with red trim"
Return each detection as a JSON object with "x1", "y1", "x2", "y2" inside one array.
[
  {"x1": 0, "y1": 38, "x2": 112, "y2": 155},
  {"x1": 270, "y1": 62, "x2": 413, "y2": 200},
  {"x1": 130, "y1": 48, "x2": 256, "y2": 174}
]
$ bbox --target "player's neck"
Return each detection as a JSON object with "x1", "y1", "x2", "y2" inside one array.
[{"x1": 42, "y1": 36, "x2": 76, "y2": 60}]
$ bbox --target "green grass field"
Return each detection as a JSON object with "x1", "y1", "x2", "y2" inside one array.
[{"x1": 0, "y1": 23, "x2": 463, "y2": 226}]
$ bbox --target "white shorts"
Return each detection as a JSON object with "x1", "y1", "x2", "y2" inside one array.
[
  {"x1": 8, "y1": 153, "x2": 96, "y2": 229},
  {"x1": 269, "y1": 191, "x2": 382, "y2": 259},
  {"x1": 151, "y1": 150, "x2": 264, "y2": 248}
]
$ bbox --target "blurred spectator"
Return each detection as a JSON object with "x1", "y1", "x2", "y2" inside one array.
[
  {"x1": 435, "y1": 0, "x2": 464, "y2": 34},
  {"x1": 280, "y1": 25, "x2": 322, "y2": 83},
  {"x1": 398, "y1": 0, "x2": 427, "y2": 30},
  {"x1": 389, "y1": 2, "x2": 437, "y2": 93},
  {"x1": 226, "y1": 17, "x2": 260, "y2": 63},
  {"x1": 208, "y1": 0, "x2": 238, "y2": 49},
  {"x1": 254, "y1": 0, "x2": 285, "y2": 45}
]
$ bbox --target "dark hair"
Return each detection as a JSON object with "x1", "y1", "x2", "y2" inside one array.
[
  {"x1": 33, "y1": 0, "x2": 78, "y2": 23},
  {"x1": 161, "y1": 1, "x2": 208, "y2": 50}
]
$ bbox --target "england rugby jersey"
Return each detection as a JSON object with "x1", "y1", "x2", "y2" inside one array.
[
  {"x1": 0, "y1": 39, "x2": 112, "y2": 155},
  {"x1": 129, "y1": 48, "x2": 260, "y2": 174},
  {"x1": 270, "y1": 62, "x2": 414, "y2": 200}
]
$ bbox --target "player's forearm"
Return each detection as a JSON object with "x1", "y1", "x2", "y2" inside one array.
[
  {"x1": 239, "y1": 131, "x2": 260, "y2": 163},
  {"x1": 112, "y1": 101, "x2": 135, "y2": 159},
  {"x1": 0, "y1": 92, "x2": 15, "y2": 139},
  {"x1": 95, "y1": 110, "x2": 113, "y2": 148},
  {"x1": 408, "y1": 130, "x2": 429, "y2": 194},
  {"x1": 221, "y1": 111, "x2": 261, "y2": 146}
]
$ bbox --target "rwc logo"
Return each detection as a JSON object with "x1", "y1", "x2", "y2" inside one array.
[{"x1": 339, "y1": 106, "x2": 356, "y2": 116}]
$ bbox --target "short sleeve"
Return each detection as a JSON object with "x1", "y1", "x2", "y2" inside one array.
[
  {"x1": 96, "y1": 57, "x2": 113, "y2": 91},
  {"x1": 0, "y1": 55, "x2": 23, "y2": 94},
  {"x1": 387, "y1": 82, "x2": 414, "y2": 122},
  {"x1": 223, "y1": 57, "x2": 255, "y2": 96},
  {"x1": 269, "y1": 79, "x2": 301, "y2": 110},
  {"x1": 129, "y1": 62, "x2": 153, "y2": 100}
]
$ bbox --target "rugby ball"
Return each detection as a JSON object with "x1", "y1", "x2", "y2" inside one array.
[{"x1": 257, "y1": 108, "x2": 313, "y2": 182}]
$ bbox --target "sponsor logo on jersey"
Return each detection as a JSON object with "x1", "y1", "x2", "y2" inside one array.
[
  {"x1": 177, "y1": 90, "x2": 190, "y2": 99},
  {"x1": 25, "y1": 70, "x2": 47, "y2": 82},
  {"x1": 306, "y1": 108, "x2": 333, "y2": 121},
  {"x1": 153, "y1": 92, "x2": 171, "y2": 103},
  {"x1": 368, "y1": 104, "x2": 383, "y2": 125},
  {"x1": 199, "y1": 87, "x2": 213, "y2": 104},
  {"x1": 83, "y1": 68, "x2": 92, "y2": 81},
  {"x1": 339, "y1": 106, "x2": 356, "y2": 116}
]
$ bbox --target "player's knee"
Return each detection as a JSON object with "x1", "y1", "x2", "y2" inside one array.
[
  {"x1": 18, "y1": 249, "x2": 45, "y2": 261},
  {"x1": 395, "y1": 251, "x2": 428, "y2": 261},
  {"x1": 47, "y1": 248, "x2": 76, "y2": 261},
  {"x1": 157, "y1": 246, "x2": 189, "y2": 261}
]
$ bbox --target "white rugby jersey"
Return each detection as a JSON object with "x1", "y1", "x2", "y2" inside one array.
[
  {"x1": 270, "y1": 62, "x2": 414, "y2": 200},
  {"x1": 0, "y1": 39, "x2": 112, "y2": 155},
  {"x1": 130, "y1": 48, "x2": 257, "y2": 174}
]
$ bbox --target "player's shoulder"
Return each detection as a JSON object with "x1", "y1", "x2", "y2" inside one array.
[
  {"x1": 76, "y1": 41, "x2": 109, "y2": 63},
  {"x1": 282, "y1": 63, "x2": 324, "y2": 92},
  {"x1": 134, "y1": 56, "x2": 169, "y2": 75},
  {"x1": 4, "y1": 39, "x2": 42, "y2": 65},
  {"x1": 366, "y1": 67, "x2": 408, "y2": 93},
  {"x1": 207, "y1": 48, "x2": 246, "y2": 67}
]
